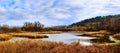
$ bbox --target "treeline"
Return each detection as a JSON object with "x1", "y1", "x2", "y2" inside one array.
[
  {"x1": 0, "y1": 21, "x2": 80, "y2": 33},
  {"x1": 70, "y1": 14, "x2": 120, "y2": 33},
  {"x1": 0, "y1": 21, "x2": 44, "y2": 33},
  {"x1": 45, "y1": 26, "x2": 85, "y2": 31}
]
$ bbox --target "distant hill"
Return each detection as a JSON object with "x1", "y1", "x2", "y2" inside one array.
[{"x1": 69, "y1": 14, "x2": 120, "y2": 33}]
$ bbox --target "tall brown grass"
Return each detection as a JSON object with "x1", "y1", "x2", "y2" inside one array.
[
  {"x1": 113, "y1": 33, "x2": 120, "y2": 40},
  {"x1": 10, "y1": 33, "x2": 48, "y2": 39},
  {"x1": 78, "y1": 31, "x2": 111, "y2": 37},
  {"x1": 0, "y1": 40, "x2": 119, "y2": 53},
  {"x1": 0, "y1": 34, "x2": 12, "y2": 41}
]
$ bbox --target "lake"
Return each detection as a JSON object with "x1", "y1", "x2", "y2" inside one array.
[
  {"x1": 9, "y1": 32, "x2": 115, "y2": 45},
  {"x1": 40, "y1": 32, "x2": 97, "y2": 45}
]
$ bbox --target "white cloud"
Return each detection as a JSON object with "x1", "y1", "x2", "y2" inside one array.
[
  {"x1": 0, "y1": 0, "x2": 120, "y2": 26},
  {"x1": 47, "y1": 7, "x2": 72, "y2": 19}
]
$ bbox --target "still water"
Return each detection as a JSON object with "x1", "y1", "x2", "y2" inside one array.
[
  {"x1": 9, "y1": 32, "x2": 97, "y2": 45},
  {"x1": 9, "y1": 32, "x2": 114, "y2": 45},
  {"x1": 41, "y1": 32, "x2": 97, "y2": 45}
]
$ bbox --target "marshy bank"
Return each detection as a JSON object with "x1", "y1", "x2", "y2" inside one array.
[
  {"x1": 10, "y1": 33, "x2": 48, "y2": 39},
  {"x1": 75, "y1": 31, "x2": 120, "y2": 45},
  {"x1": 0, "y1": 34, "x2": 12, "y2": 41},
  {"x1": 76, "y1": 31, "x2": 111, "y2": 37},
  {"x1": 113, "y1": 33, "x2": 120, "y2": 40},
  {"x1": 0, "y1": 32, "x2": 50, "y2": 41}
]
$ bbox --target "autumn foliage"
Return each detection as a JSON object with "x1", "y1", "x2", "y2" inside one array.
[{"x1": 70, "y1": 14, "x2": 120, "y2": 33}]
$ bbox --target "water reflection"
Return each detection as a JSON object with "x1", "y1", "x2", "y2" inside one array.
[{"x1": 41, "y1": 33, "x2": 97, "y2": 45}]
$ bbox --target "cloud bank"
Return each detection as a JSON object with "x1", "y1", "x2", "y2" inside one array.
[{"x1": 0, "y1": 0, "x2": 120, "y2": 26}]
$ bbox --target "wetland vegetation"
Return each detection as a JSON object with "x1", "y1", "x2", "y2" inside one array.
[{"x1": 0, "y1": 14, "x2": 120, "y2": 53}]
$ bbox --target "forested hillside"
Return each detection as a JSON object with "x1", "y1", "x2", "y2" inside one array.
[{"x1": 70, "y1": 14, "x2": 120, "y2": 33}]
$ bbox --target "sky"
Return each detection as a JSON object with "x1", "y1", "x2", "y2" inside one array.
[{"x1": 0, "y1": 0, "x2": 120, "y2": 27}]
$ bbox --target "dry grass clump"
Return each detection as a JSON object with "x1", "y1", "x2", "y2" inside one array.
[
  {"x1": 0, "y1": 34, "x2": 12, "y2": 41},
  {"x1": 0, "y1": 40, "x2": 119, "y2": 53},
  {"x1": 77, "y1": 31, "x2": 111, "y2": 37},
  {"x1": 15, "y1": 40, "x2": 58, "y2": 53},
  {"x1": 10, "y1": 33, "x2": 48, "y2": 39},
  {"x1": 113, "y1": 33, "x2": 120, "y2": 40},
  {"x1": 0, "y1": 40, "x2": 59, "y2": 53},
  {"x1": 85, "y1": 31, "x2": 110, "y2": 35},
  {"x1": 0, "y1": 41, "x2": 17, "y2": 53}
]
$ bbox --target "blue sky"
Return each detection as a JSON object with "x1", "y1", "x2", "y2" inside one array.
[{"x1": 0, "y1": 0, "x2": 120, "y2": 27}]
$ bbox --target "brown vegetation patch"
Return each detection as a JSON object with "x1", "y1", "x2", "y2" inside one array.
[
  {"x1": 0, "y1": 40, "x2": 119, "y2": 53},
  {"x1": 10, "y1": 33, "x2": 48, "y2": 39},
  {"x1": 113, "y1": 33, "x2": 120, "y2": 40},
  {"x1": 77, "y1": 31, "x2": 111, "y2": 37},
  {"x1": 0, "y1": 34, "x2": 12, "y2": 41}
]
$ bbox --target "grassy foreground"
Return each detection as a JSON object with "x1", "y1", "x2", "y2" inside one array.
[{"x1": 0, "y1": 40, "x2": 119, "y2": 53}]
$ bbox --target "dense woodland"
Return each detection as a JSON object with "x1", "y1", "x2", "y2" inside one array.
[
  {"x1": 0, "y1": 14, "x2": 120, "y2": 33},
  {"x1": 70, "y1": 14, "x2": 120, "y2": 33}
]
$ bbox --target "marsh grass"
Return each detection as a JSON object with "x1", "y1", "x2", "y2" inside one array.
[
  {"x1": 113, "y1": 33, "x2": 120, "y2": 40},
  {"x1": 77, "y1": 31, "x2": 111, "y2": 37},
  {"x1": 10, "y1": 33, "x2": 48, "y2": 39},
  {"x1": 0, "y1": 34, "x2": 12, "y2": 41},
  {"x1": 0, "y1": 40, "x2": 119, "y2": 53}
]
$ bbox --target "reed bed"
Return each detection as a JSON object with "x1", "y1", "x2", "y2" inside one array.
[
  {"x1": 0, "y1": 34, "x2": 12, "y2": 41},
  {"x1": 0, "y1": 40, "x2": 119, "y2": 53},
  {"x1": 113, "y1": 33, "x2": 120, "y2": 40},
  {"x1": 77, "y1": 31, "x2": 111, "y2": 37},
  {"x1": 10, "y1": 33, "x2": 48, "y2": 39}
]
